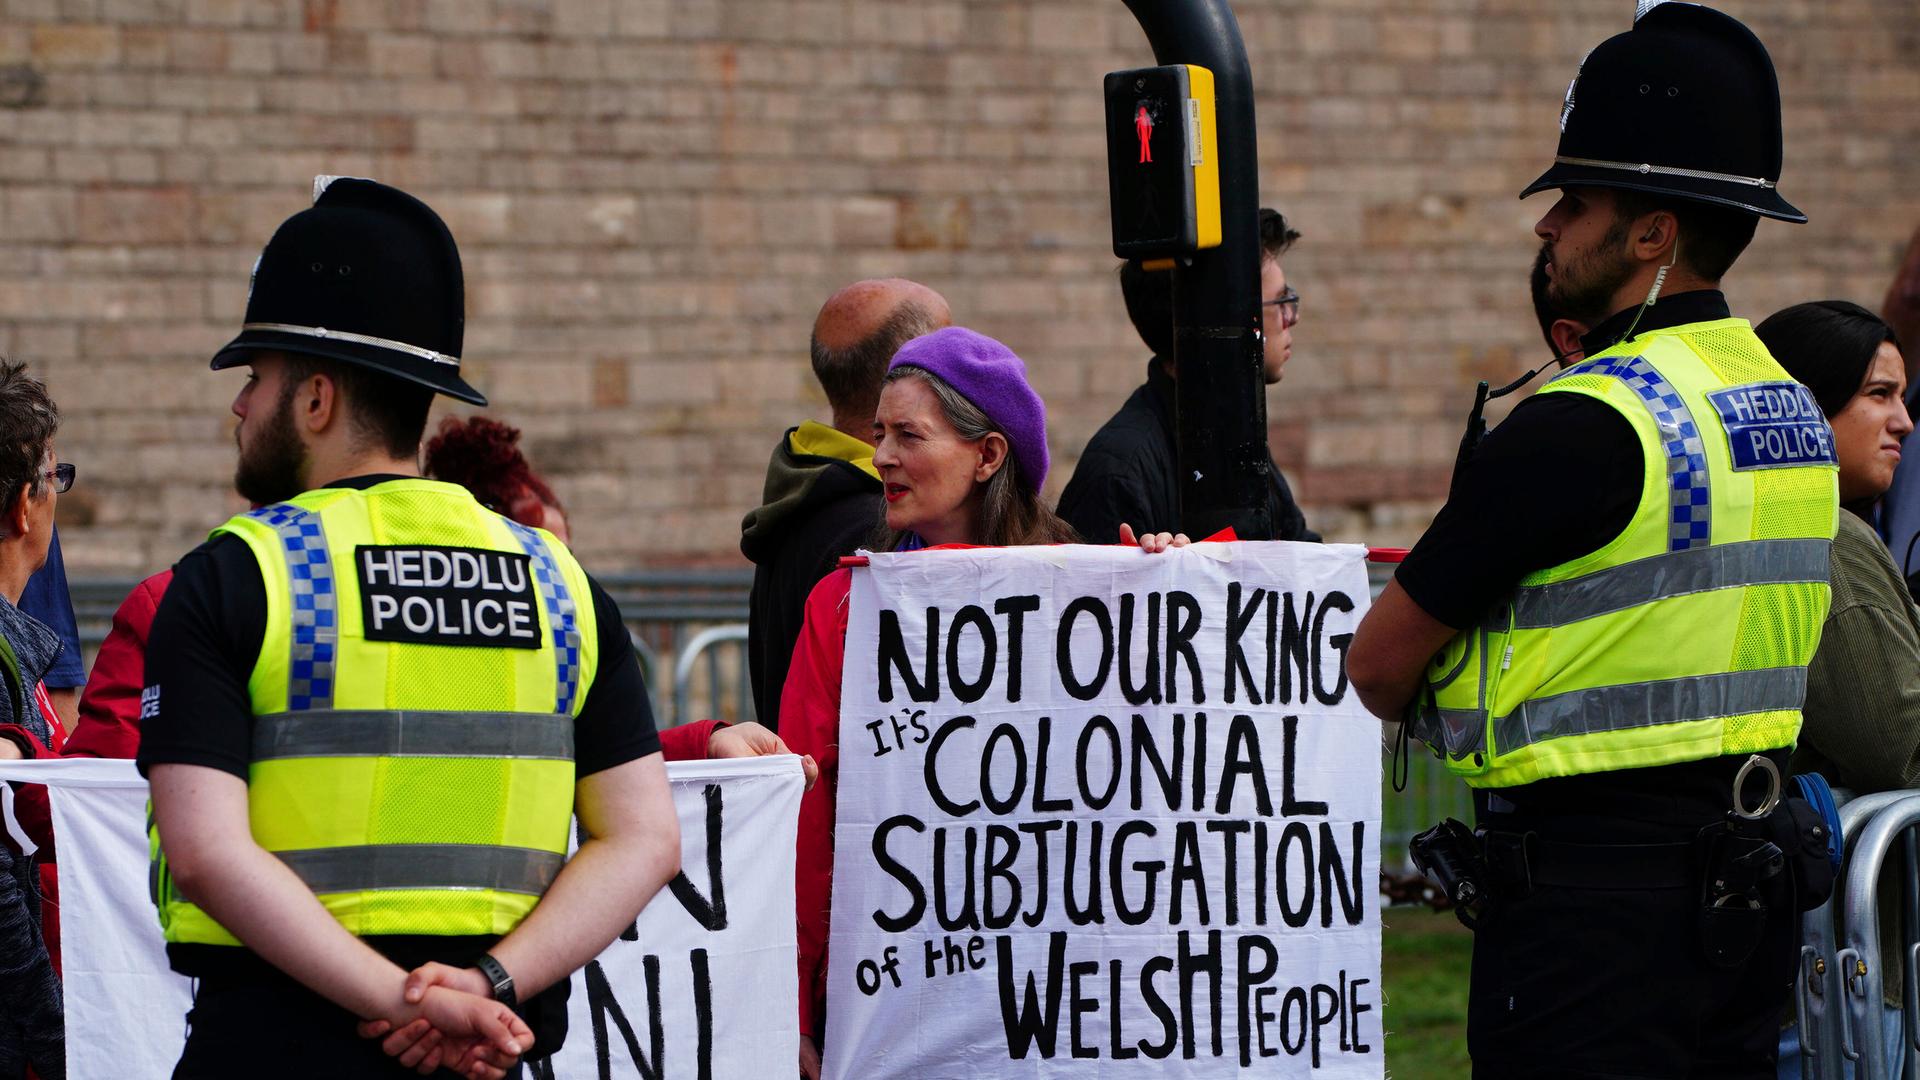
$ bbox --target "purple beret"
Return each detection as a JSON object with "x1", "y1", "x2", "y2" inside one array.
[{"x1": 888, "y1": 326, "x2": 1049, "y2": 491}]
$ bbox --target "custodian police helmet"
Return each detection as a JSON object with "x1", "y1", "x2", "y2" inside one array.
[
  {"x1": 211, "y1": 176, "x2": 487, "y2": 405},
  {"x1": 1520, "y1": 2, "x2": 1805, "y2": 223}
]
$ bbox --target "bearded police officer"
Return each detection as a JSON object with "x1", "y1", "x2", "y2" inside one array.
[
  {"x1": 1349, "y1": 7, "x2": 1838, "y2": 1077},
  {"x1": 138, "y1": 178, "x2": 681, "y2": 1079}
]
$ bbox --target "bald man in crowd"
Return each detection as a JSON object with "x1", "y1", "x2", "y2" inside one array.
[{"x1": 740, "y1": 279, "x2": 951, "y2": 728}]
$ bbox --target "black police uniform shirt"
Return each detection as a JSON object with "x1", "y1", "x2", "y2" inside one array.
[
  {"x1": 136, "y1": 476, "x2": 661, "y2": 1004},
  {"x1": 1395, "y1": 292, "x2": 1790, "y2": 831}
]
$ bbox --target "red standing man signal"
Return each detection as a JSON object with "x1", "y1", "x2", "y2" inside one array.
[{"x1": 1135, "y1": 104, "x2": 1153, "y2": 163}]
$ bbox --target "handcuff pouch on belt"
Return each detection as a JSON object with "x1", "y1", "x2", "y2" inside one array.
[
  {"x1": 1408, "y1": 759, "x2": 1835, "y2": 961},
  {"x1": 1691, "y1": 808, "x2": 1830, "y2": 967}
]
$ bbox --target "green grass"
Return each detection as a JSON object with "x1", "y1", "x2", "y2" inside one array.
[{"x1": 1382, "y1": 906, "x2": 1474, "y2": 1078}]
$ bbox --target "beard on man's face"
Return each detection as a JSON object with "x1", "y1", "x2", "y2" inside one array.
[
  {"x1": 1530, "y1": 247, "x2": 1556, "y2": 339},
  {"x1": 1540, "y1": 217, "x2": 1636, "y2": 329},
  {"x1": 233, "y1": 383, "x2": 307, "y2": 506}
]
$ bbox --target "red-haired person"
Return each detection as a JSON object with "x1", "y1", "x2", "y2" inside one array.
[{"x1": 423, "y1": 415, "x2": 814, "y2": 770}]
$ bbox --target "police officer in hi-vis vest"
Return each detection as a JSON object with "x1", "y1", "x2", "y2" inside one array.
[
  {"x1": 1350, "y1": 6, "x2": 1841, "y2": 1077},
  {"x1": 138, "y1": 177, "x2": 681, "y2": 1079}
]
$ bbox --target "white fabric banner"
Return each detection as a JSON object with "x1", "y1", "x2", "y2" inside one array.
[
  {"x1": 0, "y1": 754, "x2": 802, "y2": 1080},
  {"x1": 825, "y1": 542, "x2": 1382, "y2": 1078}
]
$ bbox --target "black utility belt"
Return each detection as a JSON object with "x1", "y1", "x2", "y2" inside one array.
[
  {"x1": 1480, "y1": 829, "x2": 1696, "y2": 893},
  {"x1": 1418, "y1": 807, "x2": 1831, "y2": 912},
  {"x1": 1411, "y1": 760, "x2": 1835, "y2": 968}
]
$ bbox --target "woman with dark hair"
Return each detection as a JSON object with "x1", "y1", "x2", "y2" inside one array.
[
  {"x1": 1756, "y1": 300, "x2": 1918, "y2": 790},
  {"x1": 779, "y1": 327, "x2": 1182, "y2": 1077},
  {"x1": 1757, "y1": 300, "x2": 1914, "y2": 1078}
]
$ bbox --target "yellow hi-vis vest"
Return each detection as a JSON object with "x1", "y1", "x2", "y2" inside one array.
[
  {"x1": 152, "y1": 478, "x2": 599, "y2": 945},
  {"x1": 1411, "y1": 319, "x2": 1838, "y2": 789}
]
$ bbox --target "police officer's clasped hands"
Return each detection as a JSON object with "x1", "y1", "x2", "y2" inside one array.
[{"x1": 358, "y1": 967, "x2": 532, "y2": 1078}]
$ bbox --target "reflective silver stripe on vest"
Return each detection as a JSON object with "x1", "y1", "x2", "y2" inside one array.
[
  {"x1": 1511, "y1": 538, "x2": 1831, "y2": 630},
  {"x1": 276, "y1": 844, "x2": 564, "y2": 896},
  {"x1": 247, "y1": 503, "x2": 338, "y2": 712},
  {"x1": 1492, "y1": 666, "x2": 1807, "y2": 753},
  {"x1": 252, "y1": 710, "x2": 575, "y2": 762},
  {"x1": 1436, "y1": 707, "x2": 1487, "y2": 757},
  {"x1": 1413, "y1": 699, "x2": 1488, "y2": 759},
  {"x1": 1415, "y1": 613, "x2": 1500, "y2": 760}
]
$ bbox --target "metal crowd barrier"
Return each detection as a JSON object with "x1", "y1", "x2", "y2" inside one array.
[
  {"x1": 1798, "y1": 788, "x2": 1920, "y2": 1080},
  {"x1": 671, "y1": 624, "x2": 753, "y2": 729}
]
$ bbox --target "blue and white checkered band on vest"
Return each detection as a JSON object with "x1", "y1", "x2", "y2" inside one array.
[
  {"x1": 1573, "y1": 354, "x2": 1713, "y2": 552},
  {"x1": 249, "y1": 503, "x2": 338, "y2": 710},
  {"x1": 504, "y1": 521, "x2": 583, "y2": 715}
]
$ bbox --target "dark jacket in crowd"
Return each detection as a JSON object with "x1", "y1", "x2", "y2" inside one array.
[
  {"x1": 740, "y1": 421, "x2": 882, "y2": 731},
  {"x1": 0, "y1": 594, "x2": 65, "y2": 1080},
  {"x1": 1058, "y1": 358, "x2": 1319, "y2": 544},
  {"x1": 19, "y1": 529, "x2": 81, "y2": 692}
]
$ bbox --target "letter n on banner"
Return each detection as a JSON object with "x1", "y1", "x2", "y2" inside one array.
[
  {"x1": 0, "y1": 757, "x2": 804, "y2": 1080},
  {"x1": 825, "y1": 543, "x2": 1383, "y2": 1078}
]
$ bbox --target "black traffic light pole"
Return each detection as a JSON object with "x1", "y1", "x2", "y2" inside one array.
[{"x1": 1121, "y1": 0, "x2": 1272, "y2": 541}]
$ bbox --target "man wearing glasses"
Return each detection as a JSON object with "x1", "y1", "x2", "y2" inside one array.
[
  {"x1": 0, "y1": 359, "x2": 70, "y2": 1079},
  {"x1": 1058, "y1": 207, "x2": 1318, "y2": 542}
]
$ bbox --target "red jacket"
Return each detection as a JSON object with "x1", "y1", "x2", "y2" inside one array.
[
  {"x1": 65, "y1": 570, "x2": 168, "y2": 760},
  {"x1": 778, "y1": 567, "x2": 855, "y2": 1041},
  {"x1": 0, "y1": 571, "x2": 172, "y2": 860}
]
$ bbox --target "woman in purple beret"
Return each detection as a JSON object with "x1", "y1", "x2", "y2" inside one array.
[{"x1": 778, "y1": 327, "x2": 1182, "y2": 1076}]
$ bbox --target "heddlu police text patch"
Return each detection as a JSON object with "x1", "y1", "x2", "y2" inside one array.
[
  {"x1": 1706, "y1": 382, "x2": 1838, "y2": 471},
  {"x1": 356, "y1": 545, "x2": 541, "y2": 649}
]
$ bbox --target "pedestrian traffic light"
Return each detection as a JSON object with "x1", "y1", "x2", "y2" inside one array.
[{"x1": 1104, "y1": 63, "x2": 1222, "y2": 260}]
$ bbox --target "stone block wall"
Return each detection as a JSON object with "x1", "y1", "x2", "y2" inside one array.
[{"x1": 0, "y1": 0, "x2": 1914, "y2": 573}]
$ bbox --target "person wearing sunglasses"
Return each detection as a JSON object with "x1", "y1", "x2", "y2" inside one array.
[
  {"x1": 1057, "y1": 207, "x2": 1318, "y2": 544},
  {"x1": 0, "y1": 359, "x2": 69, "y2": 1080}
]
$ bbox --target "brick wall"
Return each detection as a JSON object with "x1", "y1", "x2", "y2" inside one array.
[{"x1": 2, "y1": 0, "x2": 1915, "y2": 574}]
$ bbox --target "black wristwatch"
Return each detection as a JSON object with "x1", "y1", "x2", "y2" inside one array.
[{"x1": 475, "y1": 952, "x2": 517, "y2": 1009}]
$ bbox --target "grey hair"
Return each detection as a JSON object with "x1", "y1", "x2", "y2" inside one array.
[{"x1": 872, "y1": 366, "x2": 1078, "y2": 549}]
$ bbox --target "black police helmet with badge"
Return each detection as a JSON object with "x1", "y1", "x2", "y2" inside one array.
[
  {"x1": 212, "y1": 176, "x2": 487, "y2": 406},
  {"x1": 1520, "y1": 1, "x2": 1805, "y2": 224}
]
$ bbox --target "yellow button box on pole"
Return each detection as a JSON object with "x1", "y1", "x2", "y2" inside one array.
[{"x1": 1104, "y1": 63, "x2": 1222, "y2": 260}]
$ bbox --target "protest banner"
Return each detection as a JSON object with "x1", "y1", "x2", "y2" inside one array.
[
  {"x1": 825, "y1": 542, "x2": 1380, "y2": 1078},
  {"x1": 0, "y1": 754, "x2": 802, "y2": 1080}
]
